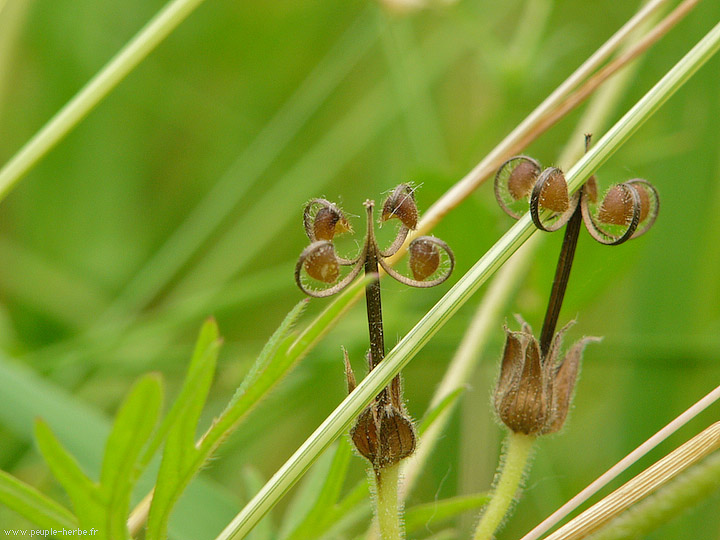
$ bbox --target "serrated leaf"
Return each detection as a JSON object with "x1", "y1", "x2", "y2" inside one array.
[
  {"x1": 418, "y1": 388, "x2": 465, "y2": 436},
  {"x1": 0, "y1": 469, "x2": 78, "y2": 530},
  {"x1": 227, "y1": 300, "x2": 307, "y2": 410},
  {"x1": 100, "y1": 373, "x2": 163, "y2": 540},
  {"x1": 145, "y1": 331, "x2": 220, "y2": 540},
  {"x1": 405, "y1": 493, "x2": 490, "y2": 535},
  {"x1": 34, "y1": 419, "x2": 104, "y2": 530}
]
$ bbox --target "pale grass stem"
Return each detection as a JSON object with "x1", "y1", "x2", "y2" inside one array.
[
  {"x1": 215, "y1": 19, "x2": 720, "y2": 540},
  {"x1": 541, "y1": 422, "x2": 720, "y2": 540},
  {"x1": 0, "y1": 0, "x2": 209, "y2": 203},
  {"x1": 519, "y1": 383, "x2": 720, "y2": 540}
]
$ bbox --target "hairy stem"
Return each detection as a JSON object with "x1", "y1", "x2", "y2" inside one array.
[
  {"x1": 473, "y1": 432, "x2": 536, "y2": 540},
  {"x1": 375, "y1": 463, "x2": 404, "y2": 540}
]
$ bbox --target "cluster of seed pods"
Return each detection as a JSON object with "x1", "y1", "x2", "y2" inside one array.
[
  {"x1": 494, "y1": 155, "x2": 659, "y2": 244},
  {"x1": 295, "y1": 183, "x2": 455, "y2": 297}
]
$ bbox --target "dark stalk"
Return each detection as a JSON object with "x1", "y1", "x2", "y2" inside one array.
[
  {"x1": 363, "y1": 200, "x2": 401, "y2": 406},
  {"x1": 539, "y1": 194, "x2": 583, "y2": 358}
]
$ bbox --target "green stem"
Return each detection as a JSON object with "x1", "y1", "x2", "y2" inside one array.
[
  {"x1": 473, "y1": 432, "x2": 535, "y2": 540},
  {"x1": 375, "y1": 463, "x2": 404, "y2": 540}
]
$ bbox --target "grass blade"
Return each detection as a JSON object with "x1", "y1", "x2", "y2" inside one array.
[{"x1": 0, "y1": 469, "x2": 78, "y2": 530}]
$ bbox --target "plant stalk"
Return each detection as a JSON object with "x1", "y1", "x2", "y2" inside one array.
[
  {"x1": 473, "y1": 432, "x2": 536, "y2": 540},
  {"x1": 539, "y1": 197, "x2": 583, "y2": 358},
  {"x1": 375, "y1": 463, "x2": 404, "y2": 540}
]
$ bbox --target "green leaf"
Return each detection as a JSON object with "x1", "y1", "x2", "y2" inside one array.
[
  {"x1": 34, "y1": 419, "x2": 104, "y2": 530},
  {"x1": 0, "y1": 353, "x2": 239, "y2": 540},
  {"x1": 100, "y1": 373, "x2": 163, "y2": 540},
  {"x1": 140, "y1": 317, "x2": 219, "y2": 467},
  {"x1": 417, "y1": 388, "x2": 465, "y2": 436},
  {"x1": 227, "y1": 300, "x2": 307, "y2": 410},
  {"x1": 0, "y1": 469, "x2": 78, "y2": 530},
  {"x1": 146, "y1": 328, "x2": 220, "y2": 540},
  {"x1": 405, "y1": 493, "x2": 491, "y2": 535}
]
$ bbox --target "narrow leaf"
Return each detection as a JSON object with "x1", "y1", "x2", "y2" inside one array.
[
  {"x1": 34, "y1": 419, "x2": 104, "y2": 530},
  {"x1": 0, "y1": 469, "x2": 79, "y2": 530},
  {"x1": 146, "y1": 336, "x2": 220, "y2": 540},
  {"x1": 227, "y1": 299, "x2": 307, "y2": 410},
  {"x1": 100, "y1": 374, "x2": 163, "y2": 540},
  {"x1": 141, "y1": 317, "x2": 220, "y2": 466}
]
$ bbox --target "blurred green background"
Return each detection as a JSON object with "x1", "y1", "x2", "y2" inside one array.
[{"x1": 1, "y1": 0, "x2": 719, "y2": 538}]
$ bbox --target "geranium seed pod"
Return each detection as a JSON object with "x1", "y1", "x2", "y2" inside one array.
[
  {"x1": 598, "y1": 184, "x2": 634, "y2": 225},
  {"x1": 313, "y1": 206, "x2": 350, "y2": 241},
  {"x1": 378, "y1": 407, "x2": 416, "y2": 466},
  {"x1": 381, "y1": 184, "x2": 418, "y2": 229},
  {"x1": 409, "y1": 238, "x2": 440, "y2": 281},
  {"x1": 507, "y1": 159, "x2": 540, "y2": 200},
  {"x1": 350, "y1": 407, "x2": 379, "y2": 464},
  {"x1": 634, "y1": 183, "x2": 651, "y2": 223},
  {"x1": 538, "y1": 169, "x2": 569, "y2": 213},
  {"x1": 304, "y1": 243, "x2": 339, "y2": 283}
]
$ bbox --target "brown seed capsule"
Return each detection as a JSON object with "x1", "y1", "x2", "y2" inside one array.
[
  {"x1": 381, "y1": 184, "x2": 418, "y2": 229},
  {"x1": 538, "y1": 169, "x2": 569, "y2": 213},
  {"x1": 598, "y1": 185, "x2": 634, "y2": 225},
  {"x1": 350, "y1": 403, "x2": 416, "y2": 469},
  {"x1": 351, "y1": 406, "x2": 379, "y2": 464},
  {"x1": 508, "y1": 159, "x2": 540, "y2": 200},
  {"x1": 313, "y1": 206, "x2": 351, "y2": 241},
  {"x1": 303, "y1": 243, "x2": 339, "y2": 283},
  {"x1": 409, "y1": 238, "x2": 440, "y2": 281},
  {"x1": 377, "y1": 405, "x2": 416, "y2": 467},
  {"x1": 633, "y1": 183, "x2": 651, "y2": 223}
]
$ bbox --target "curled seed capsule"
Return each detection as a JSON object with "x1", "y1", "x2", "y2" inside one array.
[
  {"x1": 508, "y1": 159, "x2": 541, "y2": 200},
  {"x1": 538, "y1": 168, "x2": 569, "y2": 213},
  {"x1": 381, "y1": 183, "x2": 418, "y2": 229},
  {"x1": 409, "y1": 238, "x2": 440, "y2": 281},
  {"x1": 495, "y1": 156, "x2": 542, "y2": 219},
  {"x1": 313, "y1": 206, "x2": 351, "y2": 240},
  {"x1": 303, "y1": 243, "x2": 339, "y2": 283},
  {"x1": 530, "y1": 167, "x2": 579, "y2": 232},
  {"x1": 598, "y1": 184, "x2": 635, "y2": 225},
  {"x1": 303, "y1": 199, "x2": 352, "y2": 242}
]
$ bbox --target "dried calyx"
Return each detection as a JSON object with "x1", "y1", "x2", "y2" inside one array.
[{"x1": 494, "y1": 320, "x2": 599, "y2": 435}]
